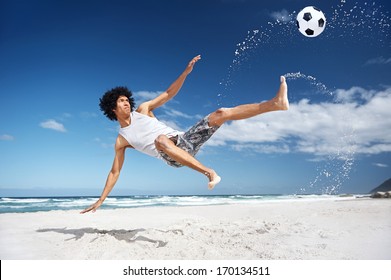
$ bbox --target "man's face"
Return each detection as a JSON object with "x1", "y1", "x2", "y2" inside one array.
[{"x1": 114, "y1": 95, "x2": 131, "y2": 117}]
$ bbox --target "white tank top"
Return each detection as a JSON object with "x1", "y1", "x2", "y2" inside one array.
[{"x1": 119, "y1": 111, "x2": 183, "y2": 159}]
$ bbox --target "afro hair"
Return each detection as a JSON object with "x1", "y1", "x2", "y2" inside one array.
[{"x1": 99, "y1": 86, "x2": 135, "y2": 121}]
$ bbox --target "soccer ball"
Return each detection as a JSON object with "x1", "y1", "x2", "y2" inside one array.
[{"x1": 296, "y1": 6, "x2": 326, "y2": 37}]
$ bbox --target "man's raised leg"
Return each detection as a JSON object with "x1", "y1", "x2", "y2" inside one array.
[{"x1": 208, "y1": 76, "x2": 289, "y2": 126}]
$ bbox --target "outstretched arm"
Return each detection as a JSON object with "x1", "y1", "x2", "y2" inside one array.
[
  {"x1": 137, "y1": 55, "x2": 201, "y2": 115},
  {"x1": 80, "y1": 137, "x2": 127, "y2": 214}
]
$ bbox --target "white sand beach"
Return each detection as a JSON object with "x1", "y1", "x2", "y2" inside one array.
[{"x1": 0, "y1": 198, "x2": 390, "y2": 260}]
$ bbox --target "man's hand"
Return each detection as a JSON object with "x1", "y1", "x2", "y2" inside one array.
[
  {"x1": 184, "y1": 55, "x2": 201, "y2": 75},
  {"x1": 80, "y1": 199, "x2": 103, "y2": 214}
]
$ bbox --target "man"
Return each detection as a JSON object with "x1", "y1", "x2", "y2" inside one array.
[{"x1": 81, "y1": 55, "x2": 288, "y2": 214}]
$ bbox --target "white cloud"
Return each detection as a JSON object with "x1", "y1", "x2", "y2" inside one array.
[
  {"x1": 93, "y1": 137, "x2": 113, "y2": 149},
  {"x1": 334, "y1": 86, "x2": 375, "y2": 103},
  {"x1": 164, "y1": 108, "x2": 202, "y2": 120},
  {"x1": 80, "y1": 112, "x2": 98, "y2": 119},
  {"x1": 372, "y1": 163, "x2": 388, "y2": 168},
  {"x1": 40, "y1": 120, "x2": 67, "y2": 133},
  {"x1": 62, "y1": 113, "x2": 72, "y2": 118},
  {"x1": 158, "y1": 119, "x2": 183, "y2": 131},
  {"x1": 134, "y1": 90, "x2": 163, "y2": 103},
  {"x1": 364, "y1": 56, "x2": 391, "y2": 66},
  {"x1": 270, "y1": 9, "x2": 292, "y2": 23},
  {"x1": 209, "y1": 86, "x2": 391, "y2": 157},
  {"x1": 232, "y1": 143, "x2": 291, "y2": 154},
  {"x1": 0, "y1": 134, "x2": 14, "y2": 141}
]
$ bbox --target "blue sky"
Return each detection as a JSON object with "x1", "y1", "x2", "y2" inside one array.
[{"x1": 0, "y1": 0, "x2": 390, "y2": 197}]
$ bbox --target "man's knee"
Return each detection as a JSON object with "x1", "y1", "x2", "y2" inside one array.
[
  {"x1": 155, "y1": 135, "x2": 173, "y2": 151},
  {"x1": 209, "y1": 108, "x2": 229, "y2": 126}
]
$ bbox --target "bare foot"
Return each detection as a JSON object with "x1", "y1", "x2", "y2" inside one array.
[
  {"x1": 206, "y1": 170, "x2": 221, "y2": 190},
  {"x1": 273, "y1": 76, "x2": 289, "y2": 110}
]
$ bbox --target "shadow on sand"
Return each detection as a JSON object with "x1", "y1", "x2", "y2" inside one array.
[{"x1": 36, "y1": 227, "x2": 183, "y2": 248}]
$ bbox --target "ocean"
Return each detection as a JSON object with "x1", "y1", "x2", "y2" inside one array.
[{"x1": 0, "y1": 194, "x2": 367, "y2": 213}]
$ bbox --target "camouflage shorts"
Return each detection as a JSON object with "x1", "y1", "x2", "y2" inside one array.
[{"x1": 158, "y1": 115, "x2": 220, "y2": 168}]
